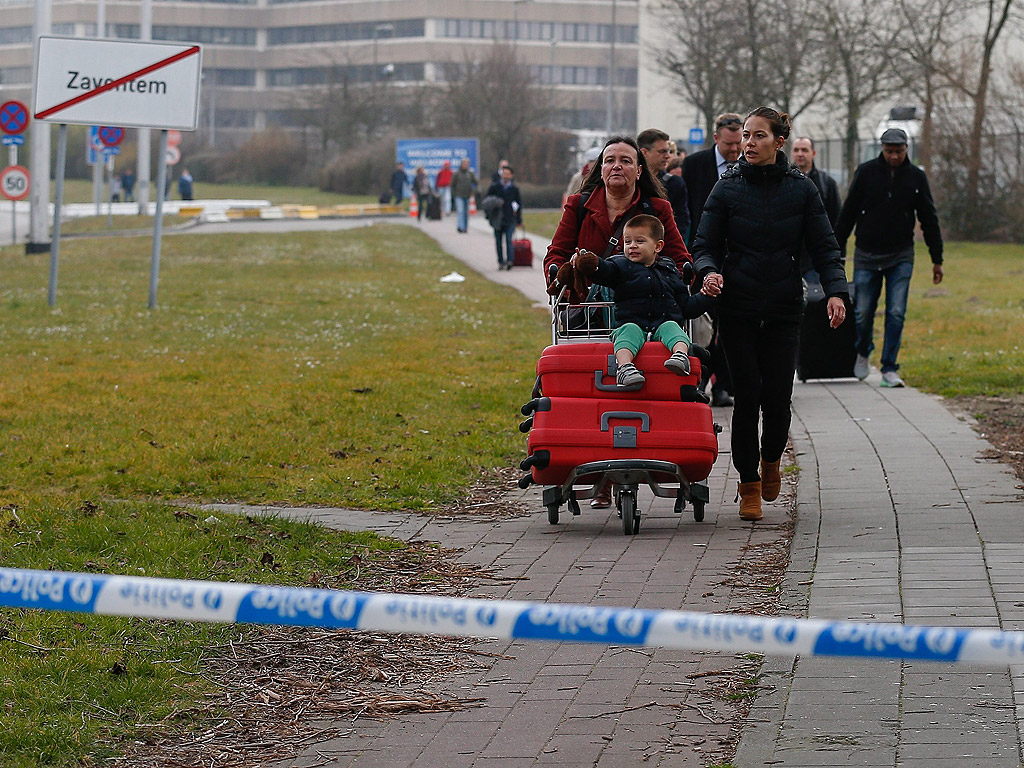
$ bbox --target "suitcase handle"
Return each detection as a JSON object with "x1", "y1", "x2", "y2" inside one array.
[
  {"x1": 600, "y1": 411, "x2": 650, "y2": 432},
  {"x1": 594, "y1": 370, "x2": 642, "y2": 392}
]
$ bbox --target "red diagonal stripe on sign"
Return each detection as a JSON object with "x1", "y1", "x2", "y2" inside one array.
[{"x1": 35, "y1": 45, "x2": 200, "y2": 120}]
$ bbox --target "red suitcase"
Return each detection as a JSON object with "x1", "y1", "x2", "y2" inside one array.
[
  {"x1": 536, "y1": 343, "x2": 701, "y2": 401},
  {"x1": 525, "y1": 396, "x2": 718, "y2": 486},
  {"x1": 512, "y1": 237, "x2": 533, "y2": 267}
]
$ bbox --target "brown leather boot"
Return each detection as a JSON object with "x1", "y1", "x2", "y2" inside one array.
[
  {"x1": 738, "y1": 481, "x2": 763, "y2": 521},
  {"x1": 761, "y1": 459, "x2": 782, "y2": 501}
]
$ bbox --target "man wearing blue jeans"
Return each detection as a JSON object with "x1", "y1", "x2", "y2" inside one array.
[{"x1": 835, "y1": 128, "x2": 944, "y2": 388}]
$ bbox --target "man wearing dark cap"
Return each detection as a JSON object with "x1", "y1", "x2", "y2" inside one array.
[{"x1": 835, "y1": 127, "x2": 944, "y2": 388}]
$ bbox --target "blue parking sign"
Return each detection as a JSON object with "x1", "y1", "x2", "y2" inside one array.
[{"x1": 688, "y1": 127, "x2": 705, "y2": 145}]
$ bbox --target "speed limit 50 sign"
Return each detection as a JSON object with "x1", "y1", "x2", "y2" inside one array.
[{"x1": 1, "y1": 165, "x2": 30, "y2": 201}]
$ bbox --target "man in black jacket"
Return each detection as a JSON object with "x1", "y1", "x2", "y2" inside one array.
[
  {"x1": 637, "y1": 128, "x2": 689, "y2": 239},
  {"x1": 792, "y1": 136, "x2": 841, "y2": 276},
  {"x1": 484, "y1": 165, "x2": 523, "y2": 271},
  {"x1": 681, "y1": 113, "x2": 743, "y2": 407},
  {"x1": 835, "y1": 128, "x2": 944, "y2": 388}
]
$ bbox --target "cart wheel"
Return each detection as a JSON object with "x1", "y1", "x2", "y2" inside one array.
[
  {"x1": 547, "y1": 503, "x2": 560, "y2": 525},
  {"x1": 620, "y1": 491, "x2": 639, "y2": 535},
  {"x1": 692, "y1": 499, "x2": 706, "y2": 522}
]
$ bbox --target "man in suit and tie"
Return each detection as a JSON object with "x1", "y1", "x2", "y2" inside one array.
[{"x1": 681, "y1": 112, "x2": 743, "y2": 407}]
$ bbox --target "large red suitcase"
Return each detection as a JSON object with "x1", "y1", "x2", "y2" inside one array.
[
  {"x1": 536, "y1": 343, "x2": 702, "y2": 401},
  {"x1": 512, "y1": 237, "x2": 533, "y2": 267},
  {"x1": 525, "y1": 396, "x2": 718, "y2": 486}
]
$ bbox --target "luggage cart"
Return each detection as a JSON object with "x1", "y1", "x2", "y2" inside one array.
[{"x1": 516, "y1": 265, "x2": 720, "y2": 534}]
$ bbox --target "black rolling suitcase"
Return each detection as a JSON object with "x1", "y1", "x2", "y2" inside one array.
[
  {"x1": 426, "y1": 194, "x2": 442, "y2": 220},
  {"x1": 797, "y1": 273, "x2": 857, "y2": 381}
]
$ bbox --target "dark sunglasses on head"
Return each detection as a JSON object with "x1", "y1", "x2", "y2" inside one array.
[{"x1": 716, "y1": 118, "x2": 742, "y2": 129}]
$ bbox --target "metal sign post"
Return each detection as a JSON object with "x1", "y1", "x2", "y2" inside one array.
[
  {"x1": 149, "y1": 130, "x2": 168, "y2": 309},
  {"x1": 48, "y1": 124, "x2": 67, "y2": 307}
]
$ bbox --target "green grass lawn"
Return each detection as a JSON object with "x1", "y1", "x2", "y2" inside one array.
[
  {"x1": 0, "y1": 223, "x2": 548, "y2": 765},
  {"x1": 856, "y1": 242, "x2": 1024, "y2": 397}
]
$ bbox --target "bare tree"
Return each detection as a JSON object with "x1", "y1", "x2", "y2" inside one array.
[
  {"x1": 891, "y1": 0, "x2": 964, "y2": 174},
  {"x1": 948, "y1": 0, "x2": 1018, "y2": 226},
  {"x1": 654, "y1": 0, "x2": 746, "y2": 138},
  {"x1": 818, "y1": 0, "x2": 902, "y2": 180},
  {"x1": 655, "y1": 0, "x2": 834, "y2": 140},
  {"x1": 433, "y1": 43, "x2": 552, "y2": 172}
]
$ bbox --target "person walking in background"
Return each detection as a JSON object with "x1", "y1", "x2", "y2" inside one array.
[
  {"x1": 835, "y1": 127, "x2": 944, "y2": 388},
  {"x1": 681, "y1": 112, "x2": 744, "y2": 408},
  {"x1": 484, "y1": 165, "x2": 522, "y2": 270},
  {"x1": 390, "y1": 162, "x2": 407, "y2": 204},
  {"x1": 791, "y1": 136, "x2": 841, "y2": 276},
  {"x1": 121, "y1": 169, "x2": 136, "y2": 203},
  {"x1": 177, "y1": 168, "x2": 194, "y2": 201},
  {"x1": 435, "y1": 160, "x2": 453, "y2": 215},
  {"x1": 637, "y1": 128, "x2": 689, "y2": 244},
  {"x1": 693, "y1": 107, "x2": 848, "y2": 522},
  {"x1": 413, "y1": 166, "x2": 432, "y2": 222},
  {"x1": 451, "y1": 157, "x2": 478, "y2": 233}
]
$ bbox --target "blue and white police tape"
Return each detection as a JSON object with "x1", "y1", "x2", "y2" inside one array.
[{"x1": 2, "y1": 566, "x2": 1024, "y2": 666}]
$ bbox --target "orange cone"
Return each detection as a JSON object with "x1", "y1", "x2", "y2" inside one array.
[
  {"x1": 469, "y1": 195, "x2": 477, "y2": 216},
  {"x1": 409, "y1": 195, "x2": 418, "y2": 218}
]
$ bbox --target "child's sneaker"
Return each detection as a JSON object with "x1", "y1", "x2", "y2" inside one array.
[
  {"x1": 664, "y1": 351, "x2": 691, "y2": 376},
  {"x1": 616, "y1": 362, "x2": 645, "y2": 386}
]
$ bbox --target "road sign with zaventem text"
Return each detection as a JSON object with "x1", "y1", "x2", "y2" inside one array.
[{"x1": 33, "y1": 37, "x2": 202, "y2": 130}]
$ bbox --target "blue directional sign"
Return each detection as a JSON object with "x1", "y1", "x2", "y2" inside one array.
[
  {"x1": 1, "y1": 135, "x2": 25, "y2": 146},
  {"x1": 688, "y1": 127, "x2": 705, "y2": 145}
]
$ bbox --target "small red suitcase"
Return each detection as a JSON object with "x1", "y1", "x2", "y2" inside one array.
[
  {"x1": 525, "y1": 396, "x2": 718, "y2": 486},
  {"x1": 512, "y1": 236, "x2": 533, "y2": 267},
  {"x1": 536, "y1": 343, "x2": 701, "y2": 401}
]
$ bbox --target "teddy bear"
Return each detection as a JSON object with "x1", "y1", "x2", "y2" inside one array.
[{"x1": 546, "y1": 249, "x2": 599, "y2": 304}]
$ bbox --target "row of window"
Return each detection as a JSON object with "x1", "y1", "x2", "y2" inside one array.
[
  {"x1": 437, "y1": 19, "x2": 637, "y2": 44},
  {"x1": 268, "y1": 19, "x2": 424, "y2": 45},
  {"x1": 267, "y1": 63, "x2": 423, "y2": 86},
  {"x1": 107, "y1": 24, "x2": 257, "y2": 45}
]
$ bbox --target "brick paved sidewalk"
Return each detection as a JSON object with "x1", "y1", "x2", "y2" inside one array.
[{"x1": 247, "y1": 217, "x2": 1024, "y2": 766}]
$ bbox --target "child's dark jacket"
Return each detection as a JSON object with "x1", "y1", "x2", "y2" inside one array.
[{"x1": 590, "y1": 255, "x2": 714, "y2": 333}]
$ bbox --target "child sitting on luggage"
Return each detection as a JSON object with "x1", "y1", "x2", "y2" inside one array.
[{"x1": 572, "y1": 214, "x2": 714, "y2": 386}]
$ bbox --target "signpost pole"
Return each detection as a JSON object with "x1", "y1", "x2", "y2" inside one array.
[
  {"x1": 9, "y1": 146, "x2": 14, "y2": 243},
  {"x1": 148, "y1": 129, "x2": 168, "y2": 309},
  {"x1": 48, "y1": 123, "x2": 67, "y2": 307}
]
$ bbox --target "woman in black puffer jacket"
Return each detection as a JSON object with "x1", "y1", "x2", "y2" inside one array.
[{"x1": 692, "y1": 107, "x2": 849, "y2": 522}]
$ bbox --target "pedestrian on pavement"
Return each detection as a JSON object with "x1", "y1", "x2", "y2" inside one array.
[
  {"x1": 413, "y1": 166, "x2": 432, "y2": 222},
  {"x1": 791, "y1": 136, "x2": 841, "y2": 277},
  {"x1": 637, "y1": 128, "x2": 690, "y2": 245},
  {"x1": 451, "y1": 157, "x2": 478, "y2": 233},
  {"x1": 835, "y1": 127, "x2": 944, "y2": 388},
  {"x1": 544, "y1": 135, "x2": 691, "y2": 510},
  {"x1": 484, "y1": 165, "x2": 522, "y2": 270},
  {"x1": 390, "y1": 162, "x2": 407, "y2": 204},
  {"x1": 682, "y1": 113, "x2": 744, "y2": 408},
  {"x1": 435, "y1": 160, "x2": 453, "y2": 215},
  {"x1": 121, "y1": 169, "x2": 136, "y2": 203},
  {"x1": 693, "y1": 107, "x2": 849, "y2": 522},
  {"x1": 177, "y1": 168, "x2": 194, "y2": 201}
]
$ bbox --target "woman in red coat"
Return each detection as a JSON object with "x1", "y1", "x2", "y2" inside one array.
[
  {"x1": 544, "y1": 136, "x2": 690, "y2": 281},
  {"x1": 543, "y1": 136, "x2": 691, "y2": 509}
]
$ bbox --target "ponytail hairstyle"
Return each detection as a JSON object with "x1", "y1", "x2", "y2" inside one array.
[{"x1": 745, "y1": 106, "x2": 791, "y2": 140}]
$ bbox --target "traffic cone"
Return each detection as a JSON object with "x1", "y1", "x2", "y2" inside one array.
[
  {"x1": 409, "y1": 195, "x2": 418, "y2": 218},
  {"x1": 469, "y1": 195, "x2": 477, "y2": 216}
]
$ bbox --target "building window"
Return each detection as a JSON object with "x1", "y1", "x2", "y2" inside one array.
[
  {"x1": 0, "y1": 66, "x2": 31, "y2": 84},
  {"x1": 209, "y1": 68, "x2": 256, "y2": 87},
  {"x1": 268, "y1": 63, "x2": 423, "y2": 87},
  {"x1": 0, "y1": 26, "x2": 31, "y2": 45},
  {"x1": 434, "y1": 19, "x2": 637, "y2": 44}
]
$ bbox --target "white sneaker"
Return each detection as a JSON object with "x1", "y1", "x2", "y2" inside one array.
[
  {"x1": 880, "y1": 371, "x2": 905, "y2": 388},
  {"x1": 616, "y1": 362, "x2": 645, "y2": 387},
  {"x1": 853, "y1": 354, "x2": 869, "y2": 380}
]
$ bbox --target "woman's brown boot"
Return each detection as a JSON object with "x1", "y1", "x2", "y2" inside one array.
[
  {"x1": 761, "y1": 459, "x2": 782, "y2": 501},
  {"x1": 738, "y1": 481, "x2": 763, "y2": 521}
]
